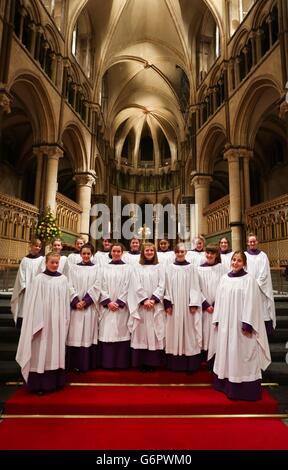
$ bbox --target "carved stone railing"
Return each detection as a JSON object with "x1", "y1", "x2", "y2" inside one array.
[
  {"x1": 245, "y1": 194, "x2": 288, "y2": 266},
  {"x1": 56, "y1": 192, "x2": 82, "y2": 235},
  {"x1": 203, "y1": 195, "x2": 230, "y2": 235},
  {"x1": 0, "y1": 192, "x2": 39, "y2": 263}
]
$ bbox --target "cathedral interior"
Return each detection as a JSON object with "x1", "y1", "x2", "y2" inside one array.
[{"x1": 0, "y1": 0, "x2": 287, "y2": 266}]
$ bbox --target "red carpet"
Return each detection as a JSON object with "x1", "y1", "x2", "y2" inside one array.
[
  {"x1": 0, "y1": 417, "x2": 288, "y2": 450},
  {"x1": 67, "y1": 367, "x2": 213, "y2": 384},
  {"x1": 5, "y1": 384, "x2": 277, "y2": 416},
  {"x1": 1, "y1": 367, "x2": 287, "y2": 450}
]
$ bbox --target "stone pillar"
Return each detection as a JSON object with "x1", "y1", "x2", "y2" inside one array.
[
  {"x1": 224, "y1": 148, "x2": 242, "y2": 250},
  {"x1": 28, "y1": 22, "x2": 37, "y2": 57},
  {"x1": 191, "y1": 174, "x2": 212, "y2": 236},
  {"x1": 241, "y1": 149, "x2": 252, "y2": 210},
  {"x1": 0, "y1": 89, "x2": 12, "y2": 142},
  {"x1": 74, "y1": 172, "x2": 96, "y2": 241},
  {"x1": 33, "y1": 146, "x2": 44, "y2": 208},
  {"x1": 43, "y1": 145, "x2": 63, "y2": 212}
]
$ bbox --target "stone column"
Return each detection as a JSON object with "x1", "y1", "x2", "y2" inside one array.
[
  {"x1": 74, "y1": 172, "x2": 96, "y2": 241},
  {"x1": 33, "y1": 146, "x2": 44, "y2": 208},
  {"x1": 191, "y1": 174, "x2": 212, "y2": 236},
  {"x1": 240, "y1": 149, "x2": 252, "y2": 210},
  {"x1": 224, "y1": 148, "x2": 242, "y2": 250},
  {"x1": 43, "y1": 145, "x2": 63, "y2": 212},
  {"x1": 0, "y1": 89, "x2": 12, "y2": 142}
]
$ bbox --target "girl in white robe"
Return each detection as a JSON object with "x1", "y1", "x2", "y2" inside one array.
[
  {"x1": 11, "y1": 238, "x2": 43, "y2": 328},
  {"x1": 66, "y1": 243, "x2": 101, "y2": 372},
  {"x1": 245, "y1": 233, "x2": 276, "y2": 334},
  {"x1": 164, "y1": 243, "x2": 202, "y2": 371},
  {"x1": 16, "y1": 252, "x2": 70, "y2": 393},
  {"x1": 123, "y1": 237, "x2": 141, "y2": 265},
  {"x1": 128, "y1": 242, "x2": 166, "y2": 370},
  {"x1": 157, "y1": 239, "x2": 175, "y2": 266},
  {"x1": 210, "y1": 251, "x2": 271, "y2": 401},
  {"x1": 93, "y1": 239, "x2": 112, "y2": 266},
  {"x1": 98, "y1": 243, "x2": 133, "y2": 369},
  {"x1": 198, "y1": 244, "x2": 228, "y2": 367},
  {"x1": 39, "y1": 238, "x2": 68, "y2": 275},
  {"x1": 186, "y1": 235, "x2": 206, "y2": 266},
  {"x1": 219, "y1": 236, "x2": 233, "y2": 270},
  {"x1": 67, "y1": 236, "x2": 85, "y2": 265}
]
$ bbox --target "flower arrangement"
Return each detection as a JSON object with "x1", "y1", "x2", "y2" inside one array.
[{"x1": 34, "y1": 206, "x2": 61, "y2": 243}]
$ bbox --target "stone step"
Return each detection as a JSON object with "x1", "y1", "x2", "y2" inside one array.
[
  {"x1": 0, "y1": 360, "x2": 21, "y2": 383},
  {"x1": 0, "y1": 313, "x2": 14, "y2": 327},
  {"x1": 275, "y1": 315, "x2": 288, "y2": 327},
  {"x1": 274, "y1": 303, "x2": 288, "y2": 316},
  {"x1": 0, "y1": 326, "x2": 20, "y2": 341},
  {"x1": 0, "y1": 343, "x2": 17, "y2": 361},
  {"x1": 269, "y1": 343, "x2": 288, "y2": 362},
  {"x1": 263, "y1": 362, "x2": 288, "y2": 385},
  {"x1": 269, "y1": 328, "x2": 288, "y2": 342}
]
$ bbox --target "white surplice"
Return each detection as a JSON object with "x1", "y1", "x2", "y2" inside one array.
[
  {"x1": 245, "y1": 250, "x2": 276, "y2": 327},
  {"x1": 198, "y1": 263, "x2": 228, "y2": 352},
  {"x1": 16, "y1": 273, "x2": 70, "y2": 382},
  {"x1": 220, "y1": 251, "x2": 233, "y2": 270},
  {"x1": 128, "y1": 263, "x2": 165, "y2": 350},
  {"x1": 186, "y1": 250, "x2": 206, "y2": 267},
  {"x1": 11, "y1": 256, "x2": 44, "y2": 323},
  {"x1": 99, "y1": 263, "x2": 132, "y2": 342},
  {"x1": 164, "y1": 263, "x2": 202, "y2": 356},
  {"x1": 66, "y1": 264, "x2": 101, "y2": 347},
  {"x1": 93, "y1": 251, "x2": 111, "y2": 266},
  {"x1": 157, "y1": 251, "x2": 175, "y2": 266},
  {"x1": 210, "y1": 273, "x2": 271, "y2": 382},
  {"x1": 67, "y1": 252, "x2": 82, "y2": 265},
  {"x1": 122, "y1": 252, "x2": 141, "y2": 265}
]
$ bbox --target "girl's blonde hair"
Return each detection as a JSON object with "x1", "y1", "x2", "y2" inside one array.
[{"x1": 45, "y1": 251, "x2": 61, "y2": 262}]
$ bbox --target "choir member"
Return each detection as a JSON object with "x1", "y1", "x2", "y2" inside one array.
[
  {"x1": 198, "y1": 244, "x2": 227, "y2": 367},
  {"x1": 66, "y1": 243, "x2": 101, "y2": 372},
  {"x1": 245, "y1": 233, "x2": 276, "y2": 334},
  {"x1": 164, "y1": 243, "x2": 202, "y2": 371},
  {"x1": 93, "y1": 238, "x2": 112, "y2": 266},
  {"x1": 123, "y1": 237, "x2": 141, "y2": 265},
  {"x1": 11, "y1": 238, "x2": 43, "y2": 328},
  {"x1": 128, "y1": 242, "x2": 165, "y2": 371},
  {"x1": 157, "y1": 238, "x2": 174, "y2": 266},
  {"x1": 67, "y1": 236, "x2": 85, "y2": 265},
  {"x1": 98, "y1": 243, "x2": 133, "y2": 369},
  {"x1": 210, "y1": 251, "x2": 271, "y2": 401},
  {"x1": 16, "y1": 252, "x2": 70, "y2": 394},
  {"x1": 186, "y1": 235, "x2": 206, "y2": 266},
  {"x1": 219, "y1": 236, "x2": 233, "y2": 270}
]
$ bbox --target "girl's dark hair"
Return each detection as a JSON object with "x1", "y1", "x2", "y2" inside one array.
[
  {"x1": 80, "y1": 243, "x2": 95, "y2": 255},
  {"x1": 205, "y1": 243, "x2": 221, "y2": 264},
  {"x1": 110, "y1": 242, "x2": 125, "y2": 254}
]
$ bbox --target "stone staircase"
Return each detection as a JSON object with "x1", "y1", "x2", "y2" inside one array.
[{"x1": 0, "y1": 292, "x2": 287, "y2": 410}]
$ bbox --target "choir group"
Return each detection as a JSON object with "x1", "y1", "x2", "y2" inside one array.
[{"x1": 11, "y1": 234, "x2": 275, "y2": 401}]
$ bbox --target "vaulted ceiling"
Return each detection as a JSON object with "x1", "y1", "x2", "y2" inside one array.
[{"x1": 70, "y1": 0, "x2": 223, "y2": 169}]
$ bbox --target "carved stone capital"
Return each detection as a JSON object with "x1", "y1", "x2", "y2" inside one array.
[
  {"x1": 224, "y1": 147, "x2": 253, "y2": 162},
  {"x1": 74, "y1": 172, "x2": 97, "y2": 187},
  {"x1": 33, "y1": 144, "x2": 63, "y2": 160},
  {"x1": 0, "y1": 89, "x2": 12, "y2": 114},
  {"x1": 191, "y1": 172, "x2": 212, "y2": 188}
]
